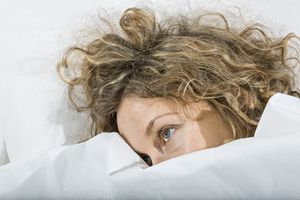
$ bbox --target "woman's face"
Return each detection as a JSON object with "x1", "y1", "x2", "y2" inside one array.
[{"x1": 117, "y1": 96, "x2": 232, "y2": 165}]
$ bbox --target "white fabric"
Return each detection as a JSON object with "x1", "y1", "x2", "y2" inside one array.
[
  {"x1": 0, "y1": 135, "x2": 9, "y2": 165},
  {"x1": 0, "y1": 93, "x2": 299, "y2": 199},
  {"x1": 255, "y1": 93, "x2": 300, "y2": 137}
]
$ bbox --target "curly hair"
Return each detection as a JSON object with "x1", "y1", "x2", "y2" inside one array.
[{"x1": 57, "y1": 7, "x2": 300, "y2": 140}]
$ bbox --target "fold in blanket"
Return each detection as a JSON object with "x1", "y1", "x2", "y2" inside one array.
[{"x1": 0, "y1": 93, "x2": 299, "y2": 199}]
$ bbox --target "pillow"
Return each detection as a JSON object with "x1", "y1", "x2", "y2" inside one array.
[
  {"x1": 1, "y1": 67, "x2": 68, "y2": 161},
  {"x1": 1, "y1": 0, "x2": 299, "y2": 164},
  {"x1": 0, "y1": 0, "x2": 158, "y2": 163},
  {"x1": 0, "y1": 93, "x2": 300, "y2": 199}
]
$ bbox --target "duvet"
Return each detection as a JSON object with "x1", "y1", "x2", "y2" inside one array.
[{"x1": 0, "y1": 93, "x2": 299, "y2": 199}]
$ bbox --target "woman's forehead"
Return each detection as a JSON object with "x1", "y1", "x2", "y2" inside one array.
[
  {"x1": 118, "y1": 97, "x2": 178, "y2": 114},
  {"x1": 116, "y1": 96, "x2": 210, "y2": 133},
  {"x1": 116, "y1": 97, "x2": 178, "y2": 129}
]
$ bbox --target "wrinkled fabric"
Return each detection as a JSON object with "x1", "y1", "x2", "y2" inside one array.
[
  {"x1": 0, "y1": 93, "x2": 299, "y2": 199},
  {"x1": 0, "y1": 135, "x2": 9, "y2": 166}
]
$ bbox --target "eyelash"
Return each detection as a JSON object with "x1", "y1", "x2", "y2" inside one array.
[{"x1": 139, "y1": 153, "x2": 153, "y2": 166}]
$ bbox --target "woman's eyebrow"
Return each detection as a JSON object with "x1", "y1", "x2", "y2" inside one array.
[{"x1": 145, "y1": 112, "x2": 178, "y2": 136}]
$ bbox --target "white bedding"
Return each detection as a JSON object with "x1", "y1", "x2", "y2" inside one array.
[
  {"x1": 0, "y1": 93, "x2": 299, "y2": 199},
  {"x1": 0, "y1": 135, "x2": 9, "y2": 165},
  {"x1": 1, "y1": 0, "x2": 300, "y2": 199}
]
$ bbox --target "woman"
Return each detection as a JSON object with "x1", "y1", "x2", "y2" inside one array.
[{"x1": 57, "y1": 7, "x2": 300, "y2": 166}]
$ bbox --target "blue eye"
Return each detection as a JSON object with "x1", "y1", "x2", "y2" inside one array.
[{"x1": 161, "y1": 128, "x2": 175, "y2": 142}]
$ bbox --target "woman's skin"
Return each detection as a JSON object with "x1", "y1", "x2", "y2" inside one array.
[{"x1": 117, "y1": 96, "x2": 232, "y2": 165}]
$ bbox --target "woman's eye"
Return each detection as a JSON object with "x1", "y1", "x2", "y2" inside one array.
[
  {"x1": 161, "y1": 128, "x2": 175, "y2": 142},
  {"x1": 140, "y1": 154, "x2": 153, "y2": 166}
]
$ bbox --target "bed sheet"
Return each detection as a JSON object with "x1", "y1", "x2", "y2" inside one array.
[{"x1": 0, "y1": 93, "x2": 299, "y2": 199}]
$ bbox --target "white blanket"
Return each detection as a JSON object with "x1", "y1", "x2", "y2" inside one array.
[{"x1": 0, "y1": 93, "x2": 299, "y2": 199}]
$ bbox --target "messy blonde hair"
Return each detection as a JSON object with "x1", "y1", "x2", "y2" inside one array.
[{"x1": 57, "y1": 7, "x2": 300, "y2": 139}]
